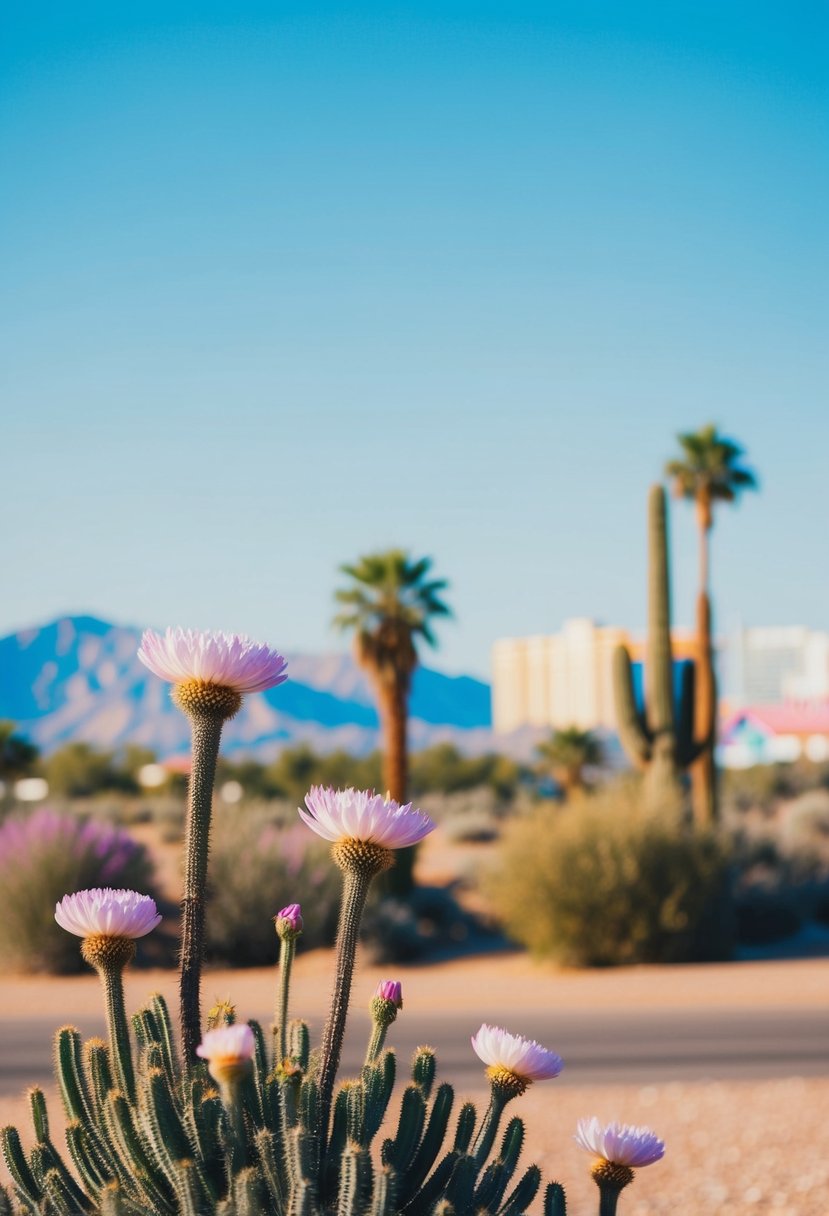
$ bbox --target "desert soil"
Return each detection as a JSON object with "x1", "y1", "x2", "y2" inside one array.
[{"x1": 1, "y1": 950, "x2": 827, "y2": 1215}]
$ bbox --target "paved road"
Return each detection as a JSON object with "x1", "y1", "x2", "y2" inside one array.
[{"x1": 1, "y1": 1006, "x2": 825, "y2": 1095}]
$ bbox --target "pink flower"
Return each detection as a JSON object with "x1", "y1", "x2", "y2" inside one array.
[
  {"x1": 55, "y1": 889, "x2": 162, "y2": 939},
  {"x1": 196, "y1": 1024, "x2": 255, "y2": 1084},
  {"x1": 299, "y1": 787, "x2": 435, "y2": 849},
  {"x1": 138, "y1": 628, "x2": 287, "y2": 693},
  {"x1": 375, "y1": 980, "x2": 403, "y2": 1008},
  {"x1": 575, "y1": 1118, "x2": 665, "y2": 1168},
  {"x1": 471, "y1": 1024, "x2": 563, "y2": 1083},
  {"x1": 275, "y1": 903, "x2": 303, "y2": 937}
]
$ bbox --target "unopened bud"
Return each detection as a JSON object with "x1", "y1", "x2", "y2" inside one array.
[
  {"x1": 370, "y1": 979, "x2": 403, "y2": 1027},
  {"x1": 275, "y1": 903, "x2": 303, "y2": 941}
]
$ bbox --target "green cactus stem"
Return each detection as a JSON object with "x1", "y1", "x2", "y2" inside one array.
[
  {"x1": 364, "y1": 994, "x2": 400, "y2": 1067},
  {"x1": 591, "y1": 1162, "x2": 634, "y2": 1216},
  {"x1": 275, "y1": 934, "x2": 297, "y2": 1066},
  {"x1": 80, "y1": 936, "x2": 136, "y2": 1104},
  {"x1": 177, "y1": 700, "x2": 233, "y2": 1069},
  {"x1": 613, "y1": 484, "x2": 714, "y2": 811},
  {"x1": 316, "y1": 839, "x2": 392, "y2": 1149}
]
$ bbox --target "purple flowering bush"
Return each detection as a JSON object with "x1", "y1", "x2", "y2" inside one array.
[{"x1": 0, "y1": 808, "x2": 159, "y2": 973}]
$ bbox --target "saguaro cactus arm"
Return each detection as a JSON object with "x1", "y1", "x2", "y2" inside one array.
[{"x1": 612, "y1": 645, "x2": 651, "y2": 769}]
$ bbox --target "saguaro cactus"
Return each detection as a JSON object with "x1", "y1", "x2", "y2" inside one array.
[{"x1": 613, "y1": 484, "x2": 715, "y2": 811}]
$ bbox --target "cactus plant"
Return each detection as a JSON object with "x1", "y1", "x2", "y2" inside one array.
[
  {"x1": 613, "y1": 484, "x2": 715, "y2": 811},
  {"x1": 0, "y1": 625, "x2": 665, "y2": 1214},
  {"x1": 0, "y1": 993, "x2": 571, "y2": 1216}
]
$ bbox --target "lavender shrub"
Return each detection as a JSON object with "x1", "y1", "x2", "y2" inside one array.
[{"x1": 0, "y1": 808, "x2": 159, "y2": 973}]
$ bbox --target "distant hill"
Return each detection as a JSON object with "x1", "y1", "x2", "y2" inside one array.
[{"x1": 0, "y1": 616, "x2": 494, "y2": 759}]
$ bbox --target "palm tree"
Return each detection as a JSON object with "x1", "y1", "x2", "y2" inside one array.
[
  {"x1": 666, "y1": 424, "x2": 757, "y2": 824},
  {"x1": 333, "y1": 550, "x2": 451, "y2": 891},
  {"x1": 666, "y1": 424, "x2": 757, "y2": 595},
  {"x1": 536, "y1": 726, "x2": 603, "y2": 797}
]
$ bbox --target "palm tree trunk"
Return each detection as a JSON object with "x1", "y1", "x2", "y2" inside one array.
[
  {"x1": 380, "y1": 680, "x2": 408, "y2": 802},
  {"x1": 696, "y1": 497, "x2": 712, "y2": 591},
  {"x1": 379, "y1": 680, "x2": 416, "y2": 896},
  {"x1": 691, "y1": 585, "x2": 717, "y2": 827}
]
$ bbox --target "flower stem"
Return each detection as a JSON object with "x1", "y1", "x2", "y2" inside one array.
[
  {"x1": 598, "y1": 1185, "x2": 621, "y2": 1216},
  {"x1": 472, "y1": 1088, "x2": 509, "y2": 1166},
  {"x1": 275, "y1": 936, "x2": 296, "y2": 1064},
  {"x1": 364, "y1": 1023, "x2": 388, "y2": 1067},
  {"x1": 180, "y1": 710, "x2": 225, "y2": 1068},
  {"x1": 98, "y1": 963, "x2": 135, "y2": 1103},
  {"x1": 221, "y1": 1080, "x2": 248, "y2": 1178},
  {"x1": 316, "y1": 865, "x2": 373, "y2": 1145}
]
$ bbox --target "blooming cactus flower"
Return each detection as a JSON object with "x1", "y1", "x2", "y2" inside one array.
[
  {"x1": 196, "y1": 1024, "x2": 256, "y2": 1086},
  {"x1": 575, "y1": 1118, "x2": 665, "y2": 1168},
  {"x1": 299, "y1": 786, "x2": 435, "y2": 849},
  {"x1": 55, "y1": 889, "x2": 162, "y2": 940},
  {"x1": 471, "y1": 1024, "x2": 563, "y2": 1095},
  {"x1": 138, "y1": 628, "x2": 287, "y2": 694}
]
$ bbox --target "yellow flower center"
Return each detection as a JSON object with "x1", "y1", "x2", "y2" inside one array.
[
  {"x1": 591, "y1": 1161, "x2": 635, "y2": 1190},
  {"x1": 205, "y1": 1054, "x2": 252, "y2": 1085},
  {"x1": 81, "y1": 933, "x2": 136, "y2": 970},
  {"x1": 485, "y1": 1065, "x2": 530, "y2": 1098},
  {"x1": 172, "y1": 680, "x2": 242, "y2": 720},
  {"x1": 332, "y1": 838, "x2": 394, "y2": 877}
]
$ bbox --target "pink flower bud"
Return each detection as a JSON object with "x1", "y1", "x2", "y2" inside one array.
[
  {"x1": 275, "y1": 903, "x2": 303, "y2": 940},
  {"x1": 375, "y1": 980, "x2": 403, "y2": 1008}
]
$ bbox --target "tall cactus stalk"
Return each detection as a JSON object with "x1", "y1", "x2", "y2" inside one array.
[{"x1": 613, "y1": 484, "x2": 714, "y2": 811}]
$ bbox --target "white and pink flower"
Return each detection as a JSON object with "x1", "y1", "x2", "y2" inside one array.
[
  {"x1": 299, "y1": 786, "x2": 434, "y2": 849},
  {"x1": 138, "y1": 628, "x2": 287, "y2": 694},
  {"x1": 471, "y1": 1024, "x2": 563, "y2": 1083},
  {"x1": 196, "y1": 1024, "x2": 255, "y2": 1083},
  {"x1": 575, "y1": 1118, "x2": 665, "y2": 1168},
  {"x1": 55, "y1": 889, "x2": 162, "y2": 939}
]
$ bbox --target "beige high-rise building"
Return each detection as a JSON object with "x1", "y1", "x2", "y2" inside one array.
[{"x1": 492, "y1": 618, "x2": 631, "y2": 734}]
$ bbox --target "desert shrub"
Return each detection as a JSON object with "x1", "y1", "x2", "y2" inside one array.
[
  {"x1": 441, "y1": 808, "x2": 500, "y2": 843},
  {"x1": 361, "y1": 888, "x2": 475, "y2": 963},
  {"x1": 727, "y1": 796, "x2": 829, "y2": 944},
  {"x1": 779, "y1": 790, "x2": 829, "y2": 873},
  {"x1": 488, "y1": 786, "x2": 733, "y2": 966},
  {"x1": 205, "y1": 808, "x2": 341, "y2": 966},
  {"x1": 0, "y1": 808, "x2": 160, "y2": 973},
  {"x1": 424, "y1": 786, "x2": 504, "y2": 843},
  {"x1": 733, "y1": 887, "x2": 803, "y2": 945},
  {"x1": 410, "y1": 744, "x2": 523, "y2": 800}
]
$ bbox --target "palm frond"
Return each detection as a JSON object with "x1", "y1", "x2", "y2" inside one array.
[
  {"x1": 665, "y1": 424, "x2": 758, "y2": 514},
  {"x1": 331, "y1": 548, "x2": 452, "y2": 665}
]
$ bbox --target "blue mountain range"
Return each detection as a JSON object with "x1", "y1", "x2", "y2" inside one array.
[{"x1": 0, "y1": 616, "x2": 493, "y2": 759}]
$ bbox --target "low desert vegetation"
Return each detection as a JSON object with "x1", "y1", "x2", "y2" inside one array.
[
  {"x1": 487, "y1": 783, "x2": 733, "y2": 966},
  {"x1": 0, "y1": 807, "x2": 162, "y2": 973},
  {"x1": 206, "y1": 806, "x2": 342, "y2": 966}
]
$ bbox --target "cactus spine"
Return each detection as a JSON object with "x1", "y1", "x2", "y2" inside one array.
[{"x1": 613, "y1": 484, "x2": 715, "y2": 810}]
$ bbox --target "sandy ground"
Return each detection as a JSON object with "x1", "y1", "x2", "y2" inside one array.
[
  {"x1": 1, "y1": 947, "x2": 826, "y2": 1019},
  {"x1": 1, "y1": 951, "x2": 827, "y2": 1213}
]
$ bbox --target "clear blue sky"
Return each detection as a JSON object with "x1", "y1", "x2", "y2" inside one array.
[{"x1": 2, "y1": 2, "x2": 826, "y2": 677}]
